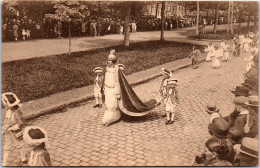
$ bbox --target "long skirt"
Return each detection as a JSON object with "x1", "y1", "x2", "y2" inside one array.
[
  {"x1": 206, "y1": 52, "x2": 213, "y2": 61},
  {"x1": 212, "y1": 58, "x2": 220, "y2": 68},
  {"x1": 102, "y1": 87, "x2": 121, "y2": 125}
]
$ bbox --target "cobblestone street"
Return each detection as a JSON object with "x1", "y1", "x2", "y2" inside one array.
[{"x1": 7, "y1": 54, "x2": 247, "y2": 166}]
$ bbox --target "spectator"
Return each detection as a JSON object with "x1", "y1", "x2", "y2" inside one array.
[{"x1": 189, "y1": 46, "x2": 201, "y2": 69}]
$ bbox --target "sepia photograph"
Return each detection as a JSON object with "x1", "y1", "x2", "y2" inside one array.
[{"x1": 1, "y1": 0, "x2": 259, "y2": 166}]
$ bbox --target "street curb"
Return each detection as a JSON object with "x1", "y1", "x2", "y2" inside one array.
[{"x1": 24, "y1": 57, "x2": 206, "y2": 121}]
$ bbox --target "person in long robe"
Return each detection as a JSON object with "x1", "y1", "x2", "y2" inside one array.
[
  {"x1": 102, "y1": 50, "x2": 121, "y2": 126},
  {"x1": 205, "y1": 42, "x2": 215, "y2": 62},
  {"x1": 102, "y1": 50, "x2": 159, "y2": 126}
]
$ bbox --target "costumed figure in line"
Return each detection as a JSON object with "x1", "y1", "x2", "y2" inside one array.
[
  {"x1": 23, "y1": 126, "x2": 51, "y2": 166},
  {"x1": 211, "y1": 46, "x2": 222, "y2": 69},
  {"x1": 189, "y1": 46, "x2": 201, "y2": 69},
  {"x1": 244, "y1": 48, "x2": 256, "y2": 72},
  {"x1": 1, "y1": 92, "x2": 27, "y2": 166},
  {"x1": 222, "y1": 41, "x2": 230, "y2": 62},
  {"x1": 102, "y1": 50, "x2": 159, "y2": 127},
  {"x1": 159, "y1": 68, "x2": 173, "y2": 117},
  {"x1": 164, "y1": 78, "x2": 179, "y2": 125},
  {"x1": 93, "y1": 67, "x2": 104, "y2": 108},
  {"x1": 205, "y1": 42, "x2": 215, "y2": 62}
]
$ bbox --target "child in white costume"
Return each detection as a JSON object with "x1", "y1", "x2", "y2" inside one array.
[
  {"x1": 211, "y1": 46, "x2": 222, "y2": 69},
  {"x1": 1, "y1": 92, "x2": 27, "y2": 166},
  {"x1": 93, "y1": 67, "x2": 104, "y2": 108},
  {"x1": 205, "y1": 42, "x2": 215, "y2": 62},
  {"x1": 164, "y1": 78, "x2": 179, "y2": 125},
  {"x1": 23, "y1": 126, "x2": 51, "y2": 166},
  {"x1": 159, "y1": 68, "x2": 172, "y2": 117},
  {"x1": 222, "y1": 41, "x2": 230, "y2": 62},
  {"x1": 244, "y1": 48, "x2": 256, "y2": 72}
]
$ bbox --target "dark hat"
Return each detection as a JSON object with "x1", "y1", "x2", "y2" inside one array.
[
  {"x1": 205, "y1": 137, "x2": 221, "y2": 152},
  {"x1": 231, "y1": 86, "x2": 250, "y2": 97},
  {"x1": 234, "y1": 137, "x2": 258, "y2": 158},
  {"x1": 208, "y1": 117, "x2": 229, "y2": 139},
  {"x1": 228, "y1": 127, "x2": 243, "y2": 144},
  {"x1": 206, "y1": 100, "x2": 219, "y2": 114},
  {"x1": 241, "y1": 78, "x2": 258, "y2": 90},
  {"x1": 205, "y1": 137, "x2": 229, "y2": 157}
]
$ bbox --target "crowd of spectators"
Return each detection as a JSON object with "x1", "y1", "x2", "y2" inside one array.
[{"x1": 2, "y1": 14, "x2": 199, "y2": 42}]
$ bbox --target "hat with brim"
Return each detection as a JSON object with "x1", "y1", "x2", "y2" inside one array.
[
  {"x1": 23, "y1": 126, "x2": 48, "y2": 146},
  {"x1": 167, "y1": 78, "x2": 178, "y2": 85},
  {"x1": 1, "y1": 92, "x2": 21, "y2": 108},
  {"x1": 161, "y1": 68, "x2": 172, "y2": 77},
  {"x1": 118, "y1": 64, "x2": 125, "y2": 70},
  {"x1": 245, "y1": 96, "x2": 258, "y2": 106},
  {"x1": 233, "y1": 96, "x2": 249, "y2": 105},
  {"x1": 234, "y1": 137, "x2": 258, "y2": 158},
  {"x1": 208, "y1": 117, "x2": 229, "y2": 139},
  {"x1": 93, "y1": 67, "x2": 103, "y2": 73},
  {"x1": 231, "y1": 86, "x2": 250, "y2": 97}
]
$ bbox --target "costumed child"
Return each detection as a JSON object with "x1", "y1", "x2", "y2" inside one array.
[
  {"x1": 23, "y1": 126, "x2": 51, "y2": 166},
  {"x1": 22, "y1": 28, "x2": 27, "y2": 40},
  {"x1": 244, "y1": 48, "x2": 256, "y2": 72},
  {"x1": 211, "y1": 46, "x2": 222, "y2": 69},
  {"x1": 205, "y1": 42, "x2": 215, "y2": 62},
  {"x1": 222, "y1": 41, "x2": 230, "y2": 62},
  {"x1": 93, "y1": 67, "x2": 104, "y2": 108},
  {"x1": 189, "y1": 46, "x2": 201, "y2": 69},
  {"x1": 164, "y1": 78, "x2": 179, "y2": 125},
  {"x1": 159, "y1": 68, "x2": 173, "y2": 117},
  {"x1": 1, "y1": 92, "x2": 27, "y2": 166}
]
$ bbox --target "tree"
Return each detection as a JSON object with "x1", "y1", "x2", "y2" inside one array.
[
  {"x1": 213, "y1": 2, "x2": 220, "y2": 33},
  {"x1": 124, "y1": 3, "x2": 131, "y2": 47},
  {"x1": 160, "y1": 1, "x2": 166, "y2": 41},
  {"x1": 230, "y1": 1, "x2": 234, "y2": 34},
  {"x1": 196, "y1": 1, "x2": 199, "y2": 35},
  {"x1": 45, "y1": 1, "x2": 89, "y2": 55},
  {"x1": 227, "y1": 1, "x2": 231, "y2": 34}
]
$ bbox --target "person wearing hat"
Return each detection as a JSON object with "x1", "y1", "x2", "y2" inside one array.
[
  {"x1": 93, "y1": 67, "x2": 104, "y2": 108},
  {"x1": 188, "y1": 46, "x2": 201, "y2": 69},
  {"x1": 1, "y1": 92, "x2": 27, "y2": 166},
  {"x1": 241, "y1": 78, "x2": 258, "y2": 95},
  {"x1": 193, "y1": 137, "x2": 232, "y2": 166},
  {"x1": 206, "y1": 100, "x2": 221, "y2": 123},
  {"x1": 102, "y1": 49, "x2": 121, "y2": 127},
  {"x1": 208, "y1": 117, "x2": 235, "y2": 163},
  {"x1": 23, "y1": 126, "x2": 51, "y2": 166},
  {"x1": 211, "y1": 46, "x2": 222, "y2": 69},
  {"x1": 244, "y1": 96, "x2": 258, "y2": 138},
  {"x1": 159, "y1": 68, "x2": 173, "y2": 117},
  {"x1": 231, "y1": 86, "x2": 250, "y2": 97},
  {"x1": 233, "y1": 137, "x2": 258, "y2": 166},
  {"x1": 164, "y1": 78, "x2": 179, "y2": 125}
]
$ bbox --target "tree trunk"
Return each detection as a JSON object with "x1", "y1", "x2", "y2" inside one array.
[
  {"x1": 69, "y1": 21, "x2": 71, "y2": 56},
  {"x1": 98, "y1": 1, "x2": 101, "y2": 19},
  {"x1": 231, "y1": 1, "x2": 234, "y2": 34},
  {"x1": 196, "y1": 1, "x2": 199, "y2": 35},
  {"x1": 254, "y1": 14, "x2": 257, "y2": 27},
  {"x1": 213, "y1": 2, "x2": 220, "y2": 33},
  {"x1": 124, "y1": 5, "x2": 131, "y2": 47},
  {"x1": 247, "y1": 13, "x2": 250, "y2": 29},
  {"x1": 238, "y1": 2, "x2": 245, "y2": 31},
  {"x1": 227, "y1": 1, "x2": 231, "y2": 34},
  {"x1": 160, "y1": 1, "x2": 166, "y2": 41},
  {"x1": 156, "y1": 3, "x2": 159, "y2": 18}
]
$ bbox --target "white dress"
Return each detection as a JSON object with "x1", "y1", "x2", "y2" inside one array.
[
  {"x1": 102, "y1": 65, "x2": 121, "y2": 125},
  {"x1": 222, "y1": 44, "x2": 230, "y2": 61},
  {"x1": 244, "y1": 54, "x2": 255, "y2": 72},
  {"x1": 212, "y1": 49, "x2": 221, "y2": 68},
  {"x1": 205, "y1": 45, "x2": 215, "y2": 61}
]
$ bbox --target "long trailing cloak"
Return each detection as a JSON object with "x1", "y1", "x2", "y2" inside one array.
[{"x1": 118, "y1": 69, "x2": 158, "y2": 117}]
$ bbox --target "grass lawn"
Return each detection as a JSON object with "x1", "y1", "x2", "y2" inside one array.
[
  {"x1": 184, "y1": 25, "x2": 258, "y2": 40},
  {"x1": 2, "y1": 40, "x2": 205, "y2": 102}
]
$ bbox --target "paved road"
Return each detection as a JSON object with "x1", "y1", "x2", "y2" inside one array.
[
  {"x1": 1, "y1": 23, "x2": 249, "y2": 62},
  {"x1": 6, "y1": 53, "x2": 247, "y2": 166}
]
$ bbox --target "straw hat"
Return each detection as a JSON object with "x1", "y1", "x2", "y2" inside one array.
[
  {"x1": 234, "y1": 137, "x2": 258, "y2": 158},
  {"x1": 23, "y1": 126, "x2": 48, "y2": 146},
  {"x1": 2, "y1": 92, "x2": 21, "y2": 108}
]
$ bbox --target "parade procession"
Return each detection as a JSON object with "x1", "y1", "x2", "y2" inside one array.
[{"x1": 1, "y1": 0, "x2": 259, "y2": 167}]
